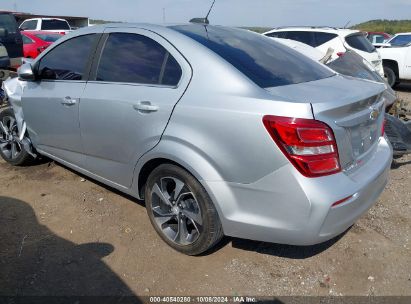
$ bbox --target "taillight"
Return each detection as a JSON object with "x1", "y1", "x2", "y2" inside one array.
[
  {"x1": 263, "y1": 115, "x2": 341, "y2": 178},
  {"x1": 381, "y1": 118, "x2": 386, "y2": 136},
  {"x1": 37, "y1": 46, "x2": 47, "y2": 53}
]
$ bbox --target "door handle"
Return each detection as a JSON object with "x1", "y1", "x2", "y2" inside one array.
[
  {"x1": 61, "y1": 96, "x2": 77, "y2": 106},
  {"x1": 133, "y1": 101, "x2": 159, "y2": 113}
]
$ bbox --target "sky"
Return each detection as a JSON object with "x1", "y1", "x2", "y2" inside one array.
[{"x1": 0, "y1": 0, "x2": 410, "y2": 27}]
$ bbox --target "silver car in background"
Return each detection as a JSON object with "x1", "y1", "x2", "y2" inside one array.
[{"x1": 0, "y1": 24, "x2": 392, "y2": 255}]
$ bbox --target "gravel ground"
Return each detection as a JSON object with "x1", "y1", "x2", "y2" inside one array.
[{"x1": 0, "y1": 86, "x2": 410, "y2": 298}]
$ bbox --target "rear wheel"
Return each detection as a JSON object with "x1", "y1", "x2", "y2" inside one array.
[
  {"x1": 384, "y1": 65, "x2": 399, "y2": 88},
  {"x1": 145, "y1": 164, "x2": 223, "y2": 255},
  {"x1": 0, "y1": 108, "x2": 33, "y2": 166}
]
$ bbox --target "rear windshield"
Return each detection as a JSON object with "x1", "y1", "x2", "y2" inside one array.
[
  {"x1": 41, "y1": 20, "x2": 70, "y2": 30},
  {"x1": 389, "y1": 34, "x2": 411, "y2": 46},
  {"x1": 36, "y1": 33, "x2": 62, "y2": 42},
  {"x1": 0, "y1": 14, "x2": 19, "y2": 34},
  {"x1": 345, "y1": 34, "x2": 375, "y2": 53},
  {"x1": 172, "y1": 25, "x2": 334, "y2": 88}
]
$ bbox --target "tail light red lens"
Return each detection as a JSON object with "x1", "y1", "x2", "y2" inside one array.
[
  {"x1": 263, "y1": 115, "x2": 341, "y2": 178},
  {"x1": 381, "y1": 118, "x2": 386, "y2": 136},
  {"x1": 336, "y1": 52, "x2": 345, "y2": 57}
]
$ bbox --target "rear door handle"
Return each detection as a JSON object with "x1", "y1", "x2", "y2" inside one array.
[
  {"x1": 61, "y1": 96, "x2": 77, "y2": 106},
  {"x1": 133, "y1": 101, "x2": 159, "y2": 113}
]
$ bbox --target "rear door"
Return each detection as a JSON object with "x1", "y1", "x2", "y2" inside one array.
[
  {"x1": 0, "y1": 13, "x2": 23, "y2": 62},
  {"x1": 79, "y1": 28, "x2": 192, "y2": 187}
]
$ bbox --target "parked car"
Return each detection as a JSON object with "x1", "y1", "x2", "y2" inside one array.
[
  {"x1": 385, "y1": 32, "x2": 411, "y2": 47},
  {"x1": 379, "y1": 43, "x2": 411, "y2": 87},
  {"x1": 19, "y1": 18, "x2": 71, "y2": 35},
  {"x1": 1, "y1": 24, "x2": 392, "y2": 255},
  {"x1": 367, "y1": 32, "x2": 391, "y2": 44},
  {"x1": 21, "y1": 31, "x2": 63, "y2": 59},
  {"x1": 263, "y1": 27, "x2": 384, "y2": 77},
  {"x1": 0, "y1": 12, "x2": 23, "y2": 68}
]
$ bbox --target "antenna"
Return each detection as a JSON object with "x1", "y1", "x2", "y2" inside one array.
[
  {"x1": 343, "y1": 20, "x2": 351, "y2": 29},
  {"x1": 190, "y1": 0, "x2": 216, "y2": 24},
  {"x1": 205, "y1": 0, "x2": 216, "y2": 21}
]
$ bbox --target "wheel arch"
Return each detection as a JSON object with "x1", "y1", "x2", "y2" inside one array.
[{"x1": 382, "y1": 59, "x2": 399, "y2": 77}]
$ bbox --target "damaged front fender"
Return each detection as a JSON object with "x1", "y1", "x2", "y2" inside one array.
[{"x1": 1, "y1": 77, "x2": 37, "y2": 158}]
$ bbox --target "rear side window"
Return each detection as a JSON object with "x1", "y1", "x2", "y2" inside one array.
[
  {"x1": 0, "y1": 14, "x2": 19, "y2": 33},
  {"x1": 285, "y1": 31, "x2": 315, "y2": 46},
  {"x1": 38, "y1": 34, "x2": 98, "y2": 80},
  {"x1": 36, "y1": 34, "x2": 62, "y2": 42},
  {"x1": 172, "y1": 25, "x2": 334, "y2": 88},
  {"x1": 41, "y1": 20, "x2": 70, "y2": 30},
  {"x1": 22, "y1": 35, "x2": 33, "y2": 44},
  {"x1": 20, "y1": 20, "x2": 37, "y2": 31},
  {"x1": 389, "y1": 34, "x2": 411, "y2": 46},
  {"x1": 314, "y1": 32, "x2": 338, "y2": 46},
  {"x1": 345, "y1": 34, "x2": 375, "y2": 53},
  {"x1": 96, "y1": 33, "x2": 182, "y2": 86}
]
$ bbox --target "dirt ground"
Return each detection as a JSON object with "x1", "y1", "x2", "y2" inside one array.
[{"x1": 0, "y1": 86, "x2": 411, "y2": 298}]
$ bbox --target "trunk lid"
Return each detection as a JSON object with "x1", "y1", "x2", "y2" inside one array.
[{"x1": 266, "y1": 75, "x2": 387, "y2": 171}]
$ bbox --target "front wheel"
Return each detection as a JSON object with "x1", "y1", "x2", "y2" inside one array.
[
  {"x1": 0, "y1": 108, "x2": 34, "y2": 166},
  {"x1": 145, "y1": 164, "x2": 223, "y2": 255}
]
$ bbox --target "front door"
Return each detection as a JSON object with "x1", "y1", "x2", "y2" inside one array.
[
  {"x1": 22, "y1": 34, "x2": 100, "y2": 166},
  {"x1": 79, "y1": 28, "x2": 191, "y2": 187}
]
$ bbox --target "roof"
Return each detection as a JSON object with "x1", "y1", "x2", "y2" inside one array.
[{"x1": 263, "y1": 26, "x2": 359, "y2": 35}]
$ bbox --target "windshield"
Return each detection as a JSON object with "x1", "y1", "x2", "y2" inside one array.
[
  {"x1": 0, "y1": 13, "x2": 18, "y2": 34},
  {"x1": 389, "y1": 34, "x2": 411, "y2": 46},
  {"x1": 345, "y1": 34, "x2": 376, "y2": 53},
  {"x1": 36, "y1": 33, "x2": 62, "y2": 42},
  {"x1": 171, "y1": 25, "x2": 334, "y2": 88},
  {"x1": 41, "y1": 20, "x2": 70, "y2": 30}
]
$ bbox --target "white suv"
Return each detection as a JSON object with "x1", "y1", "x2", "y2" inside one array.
[
  {"x1": 263, "y1": 27, "x2": 384, "y2": 77},
  {"x1": 19, "y1": 18, "x2": 71, "y2": 35}
]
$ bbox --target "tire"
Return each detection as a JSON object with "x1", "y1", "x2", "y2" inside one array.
[
  {"x1": 0, "y1": 108, "x2": 34, "y2": 166},
  {"x1": 145, "y1": 164, "x2": 223, "y2": 255},
  {"x1": 384, "y1": 65, "x2": 399, "y2": 88}
]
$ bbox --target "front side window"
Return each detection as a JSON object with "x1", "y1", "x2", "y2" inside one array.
[
  {"x1": 38, "y1": 34, "x2": 98, "y2": 80},
  {"x1": 41, "y1": 19, "x2": 70, "y2": 30},
  {"x1": 389, "y1": 34, "x2": 411, "y2": 46},
  {"x1": 265, "y1": 32, "x2": 288, "y2": 39},
  {"x1": 345, "y1": 34, "x2": 376, "y2": 53},
  {"x1": 172, "y1": 25, "x2": 334, "y2": 88},
  {"x1": 96, "y1": 33, "x2": 182, "y2": 86},
  {"x1": 285, "y1": 31, "x2": 315, "y2": 46}
]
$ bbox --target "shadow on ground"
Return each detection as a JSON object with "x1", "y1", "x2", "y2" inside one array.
[
  {"x1": 0, "y1": 196, "x2": 140, "y2": 301},
  {"x1": 229, "y1": 232, "x2": 346, "y2": 259}
]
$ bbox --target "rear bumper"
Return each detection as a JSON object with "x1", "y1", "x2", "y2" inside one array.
[{"x1": 205, "y1": 137, "x2": 392, "y2": 245}]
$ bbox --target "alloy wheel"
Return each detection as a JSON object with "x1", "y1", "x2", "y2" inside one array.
[
  {"x1": 150, "y1": 176, "x2": 202, "y2": 246},
  {"x1": 0, "y1": 115, "x2": 23, "y2": 160}
]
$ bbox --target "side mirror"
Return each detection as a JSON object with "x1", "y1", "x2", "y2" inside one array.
[{"x1": 18, "y1": 63, "x2": 35, "y2": 81}]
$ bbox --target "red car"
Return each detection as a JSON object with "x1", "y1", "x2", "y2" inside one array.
[
  {"x1": 21, "y1": 31, "x2": 63, "y2": 59},
  {"x1": 367, "y1": 32, "x2": 392, "y2": 44}
]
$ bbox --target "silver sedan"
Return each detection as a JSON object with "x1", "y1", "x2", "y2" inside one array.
[{"x1": 0, "y1": 23, "x2": 392, "y2": 255}]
